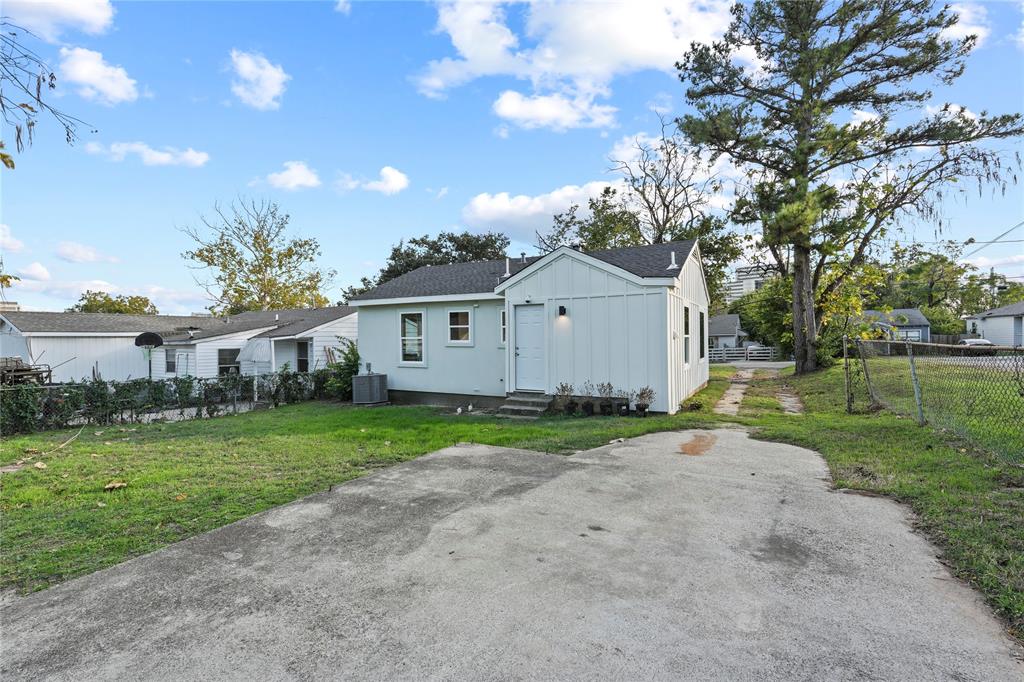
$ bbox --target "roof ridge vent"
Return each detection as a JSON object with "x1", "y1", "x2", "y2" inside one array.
[
  {"x1": 667, "y1": 250, "x2": 680, "y2": 270},
  {"x1": 502, "y1": 257, "x2": 511, "y2": 278}
]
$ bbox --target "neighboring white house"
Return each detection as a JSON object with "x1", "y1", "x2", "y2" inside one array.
[
  {"x1": 351, "y1": 241, "x2": 710, "y2": 414},
  {"x1": 0, "y1": 311, "x2": 214, "y2": 382},
  {"x1": 965, "y1": 302, "x2": 1024, "y2": 346},
  {"x1": 0, "y1": 307, "x2": 357, "y2": 383},
  {"x1": 708, "y1": 313, "x2": 748, "y2": 348},
  {"x1": 152, "y1": 307, "x2": 358, "y2": 379}
]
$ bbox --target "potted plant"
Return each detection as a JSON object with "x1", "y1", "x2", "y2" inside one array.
[
  {"x1": 615, "y1": 389, "x2": 633, "y2": 417},
  {"x1": 634, "y1": 386, "x2": 655, "y2": 417},
  {"x1": 556, "y1": 382, "x2": 577, "y2": 416},
  {"x1": 580, "y1": 381, "x2": 595, "y2": 416},
  {"x1": 597, "y1": 382, "x2": 614, "y2": 416}
]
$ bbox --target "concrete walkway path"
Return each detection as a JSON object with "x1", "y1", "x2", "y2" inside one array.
[
  {"x1": 714, "y1": 367, "x2": 753, "y2": 415},
  {"x1": 2, "y1": 431, "x2": 1021, "y2": 681}
]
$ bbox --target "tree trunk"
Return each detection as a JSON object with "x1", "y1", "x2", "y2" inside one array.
[{"x1": 791, "y1": 245, "x2": 818, "y2": 374}]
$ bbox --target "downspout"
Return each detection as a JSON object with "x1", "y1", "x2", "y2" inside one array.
[{"x1": 270, "y1": 339, "x2": 276, "y2": 372}]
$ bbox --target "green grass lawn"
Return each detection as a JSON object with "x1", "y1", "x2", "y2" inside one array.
[
  {"x1": 0, "y1": 365, "x2": 734, "y2": 594},
  {"x1": 737, "y1": 366, "x2": 1024, "y2": 641}
]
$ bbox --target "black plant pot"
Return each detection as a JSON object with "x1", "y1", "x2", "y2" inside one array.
[
  {"x1": 617, "y1": 403, "x2": 630, "y2": 417},
  {"x1": 635, "y1": 404, "x2": 649, "y2": 417},
  {"x1": 564, "y1": 401, "x2": 578, "y2": 416},
  {"x1": 581, "y1": 401, "x2": 595, "y2": 417},
  {"x1": 599, "y1": 401, "x2": 613, "y2": 416}
]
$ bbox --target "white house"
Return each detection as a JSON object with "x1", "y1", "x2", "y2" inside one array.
[
  {"x1": 0, "y1": 307, "x2": 357, "y2": 383},
  {"x1": 0, "y1": 311, "x2": 213, "y2": 382},
  {"x1": 152, "y1": 307, "x2": 357, "y2": 379},
  {"x1": 965, "y1": 302, "x2": 1024, "y2": 346},
  {"x1": 351, "y1": 241, "x2": 710, "y2": 414}
]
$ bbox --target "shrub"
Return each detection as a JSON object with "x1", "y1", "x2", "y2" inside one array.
[
  {"x1": 324, "y1": 338, "x2": 360, "y2": 400},
  {"x1": 0, "y1": 384, "x2": 42, "y2": 434}
]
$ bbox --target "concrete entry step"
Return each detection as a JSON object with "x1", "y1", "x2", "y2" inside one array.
[{"x1": 497, "y1": 392, "x2": 553, "y2": 418}]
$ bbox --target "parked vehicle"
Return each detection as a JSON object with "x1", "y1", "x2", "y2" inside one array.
[{"x1": 957, "y1": 338, "x2": 994, "y2": 346}]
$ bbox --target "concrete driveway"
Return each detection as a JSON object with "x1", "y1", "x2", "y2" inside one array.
[{"x1": 2, "y1": 429, "x2": 1021, "y2": 681}]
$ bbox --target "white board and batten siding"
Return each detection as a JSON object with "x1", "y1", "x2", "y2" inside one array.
[
  {"x1": 19, "y1": 336, "x2": 151, "y2": 383},
  {"x1": 502, "y1": 249, "x2": 709, "y2": 414},
  {"x1": 666, "y1": 249, "x2": 711, "y2": 410}
]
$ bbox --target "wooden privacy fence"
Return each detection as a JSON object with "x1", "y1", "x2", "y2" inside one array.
[{"x1": 709, "y1": 346, "x2": 779, "y2": 363}]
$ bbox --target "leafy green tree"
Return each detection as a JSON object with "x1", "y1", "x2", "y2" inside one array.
[
  {"x1": 340, "y1": 230, "x2": 510, "y2": 302},
  {"x1": 678, "y1": 0, "x2": 1024, "y2": 373},
  {"x1": 183, "y1": 199, "x2": 335, "y2": 315},
  {"x1": 920, "y1": 305, "x2": 963, "y2": 335},
  {"x1": 67, "y1": 290, "x2": 158, "y2": 315},
  {"x1": 537, "y1": 187, "x2": 640, "y2": 253}
]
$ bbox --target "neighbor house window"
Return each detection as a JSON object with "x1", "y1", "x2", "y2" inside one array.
[
  {"x1": 684, "y1": 306, "x2": 691, "y2": 365},
  {"x1": 297, "y1": 341, "x2": 309, "y2": 372},
  {"x1": 448, "y1": 309, "x2": 472, "y2": 345},
  {"x1": 165, "y1": 350, "x2": 176, "y2": 374},
  {"x1": 500, "y1": 309, "x2": 507, "y2": 345},
  {"x1": 400, "y1": 312, "x2": 424, "y2": 362},
  {"x1": 218, "y1": 348, "x2": 240, "y2": 376},
  {"x1": 699, "y1": 312, "x2": 706, "y2": 359}
]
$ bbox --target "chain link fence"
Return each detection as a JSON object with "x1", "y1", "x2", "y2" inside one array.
[
  {"x1": 0, "y1": 370, "x2": 334, "y2": 435},
  {"x1": 844, "y1": 338, "x2": 1024, "y2": 462}
]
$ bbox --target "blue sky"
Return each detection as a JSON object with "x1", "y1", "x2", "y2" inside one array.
[{"x1": 2, "y1": 0, "x2": 1023, "y2": 313}]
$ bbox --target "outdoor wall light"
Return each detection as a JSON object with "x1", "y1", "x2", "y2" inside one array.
[{"x1": 558, "y1": 305, "x2": 567, "y2": 316}]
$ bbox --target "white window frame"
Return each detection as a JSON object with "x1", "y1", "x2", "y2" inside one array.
[
  {"x1": 683, "y1": 305, "x2": 691, "y2": 366},
  {"x1": 499, "y1": 308, "x2": 507, "y2": 346},
  {"x1": 296, "y1": 341, "x2": 310, "y2": 373},
  {"x1": 165, "y1": 350, "x2": 176, "y2": 375},
  {"x1": 217, "y1": 348, "x2": 241, "y2": 376},
  {"x1": 398, "y1": 309, "x2": 426, "y2": 366},
  {"x1": 699, "y1": 310, "x2": 706, "y2": 359},
  {"x1": 446, "y1": 307, "x2": 473, "y2": 347}
]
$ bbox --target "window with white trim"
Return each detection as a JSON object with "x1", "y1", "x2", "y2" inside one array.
[
  {"x1": 400, "y1": 312, "x2": 424, "y2": 362},
  {"x1": 500, "y1": 309, "x2": 507, "y2": 345},
  {"x1": 447, "y1": 309, "x2": 472, "y2": 344},
  {"x1": 165, "y1": 350, "x2": 176, "y2": 374},
  {"x1": 683, "y1": 306, "x2": 691, "y2": 365},
  {"x1": 297, "y1": 341, "x2": 309, "y2": 372}
]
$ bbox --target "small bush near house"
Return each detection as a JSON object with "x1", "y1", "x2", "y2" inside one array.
[{"x1": 324, "y1": 338, "x2": 360, "y2": 401}]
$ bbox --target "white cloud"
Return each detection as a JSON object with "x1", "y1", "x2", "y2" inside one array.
[
  {"x1": 942, "y1": 3, "x2": 991, "y2": 47},
  {"x1": 435, "y1": 186, "x2": 449, "y2": 199},
  {"x1": 335, "y1": 0, "x2": 351, "y2": 14},
  {"x1": 493, "y1": 90, "x2": 616, "y2": 131},
  {"x1": 462, "y1": 180, "x2": 615, "y2": 241},
  {"x1": 18, "y1": 262, "x2": 51, "y2": 281},
  {"x1": 0, "y1": 225, "x2": 25, "y2": 254},
  {"x1": 85, "y1": 141, "x2": 209, "y2": 167},
  {"x1": 56, "y1": 241, "x2": 118, "y2": 264},
  {"x1": 965, "y1": 253, "x2": 1024, "y2": 269},
  {"x1": 4, "y1": 0, "x2": 114, "y2": 41},
  {"x1": 229, "y1": 49, "x2": 290, "y2": 110},
  {"x1": 267, "y1": 161, "x2": 322, "y2": 190},
  {"x1": 851, "y1": 109, "x2": 880, "y2": 125},
  {"x1": 59, "y1": 47, "x2": 138, "y2": 105},
  {"x1": 362, "y1": 166, "x2": 410, "y2": 195},
  {"x1": 925, "y1": 103, "x2": 978, "y2": 121},
  {"x1": 416, "y1": 0, "x2": 734, "y2": 130}
]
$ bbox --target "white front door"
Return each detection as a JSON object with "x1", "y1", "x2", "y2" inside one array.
[{"x1": 514, "y1": 304, "x2": 545, "y2": 391}]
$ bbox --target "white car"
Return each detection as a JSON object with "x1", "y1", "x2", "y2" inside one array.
[{"x1": 957, "y1": 338, "x2": 994, "y2": 346}]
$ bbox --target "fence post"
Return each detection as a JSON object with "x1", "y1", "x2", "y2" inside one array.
[
  {"x1": 843, "y1": 335, "x2": 853, "y2": 414},
  {"x1": 906, "y1": 341, "x2": 926, "y2": 426},
  {"x1": 857, "y1": 339, "x2": 878, "y2": 407},
  {"x1": 253, "y1": 376, "x2": 258, "y2": 403}
]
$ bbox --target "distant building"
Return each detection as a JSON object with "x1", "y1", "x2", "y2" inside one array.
[
  {"x1": 964, "y1": 302, "x2": 1023, "y2": 346},
  {"x1": 862, "y1": 308, "x2": 932, "y2": 342},
  {"x1": 0, "y1": 301, "x2": 21, "y2": 312},
  {"x1": 708, "y1": 313, "x2": 748, "y2": 349},
  {"x1": 723, "y1": 265, "x2": 773, "y2": 304}
]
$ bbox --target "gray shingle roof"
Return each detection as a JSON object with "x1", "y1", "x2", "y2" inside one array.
[
  {"x1": 352, "y1": 240, "x2": 697, "y2": 301},
  {"x1": 164, "y1": 306, "x2": 355, "y2": 342},
  {"x1": 972, "y1": 301, "x2": 1024, "y2": 319},
  {"x1": 863, "y1": 308, "x2": 930, "y2": 327},
  {"x1": 0, "y1": 311, "x2": 214, "y2": 334},
  {"x1": 709, "y1": 313, "x2": 745, "y2": 337}
]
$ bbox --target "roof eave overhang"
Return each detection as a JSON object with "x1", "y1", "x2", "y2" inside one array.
[
  {"x1": 349, "y1": 292, "x2": 503, "y2": 307},
  {"x1": 494, "y1": 245, "x2": 687, "y2": 294}
]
